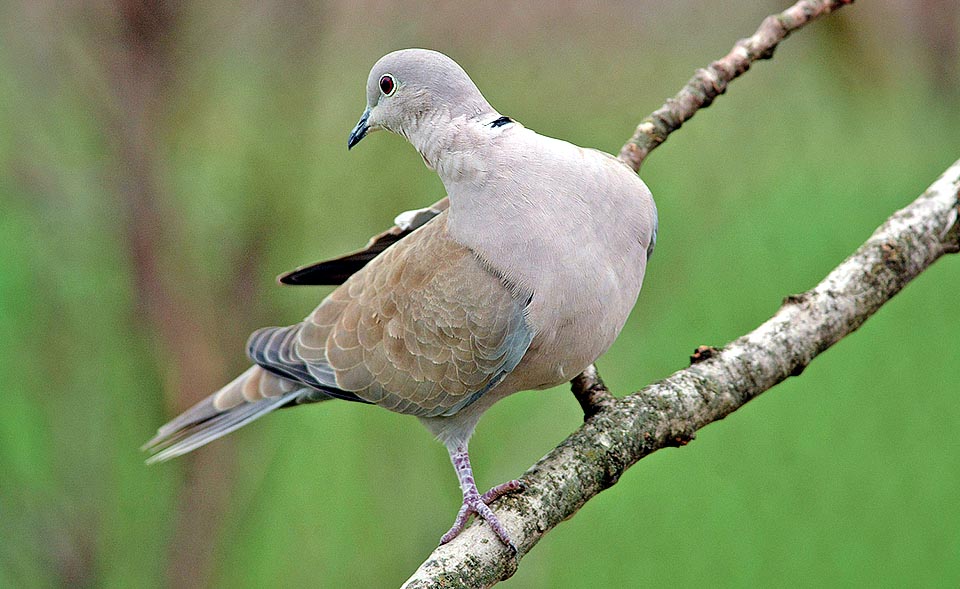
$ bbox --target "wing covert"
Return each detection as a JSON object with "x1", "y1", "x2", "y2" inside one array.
[{"x1": 295, "y1": 212, "x2": 533, "y2": 417}]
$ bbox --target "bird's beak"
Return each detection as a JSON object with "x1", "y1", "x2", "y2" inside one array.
[{"x1": 348, "y1": 108, "x2": 371, "y2": 150}]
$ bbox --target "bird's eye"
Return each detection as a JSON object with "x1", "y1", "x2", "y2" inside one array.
[{"x1": 379, "y1": 74, "x2": 396, "y2": 96}]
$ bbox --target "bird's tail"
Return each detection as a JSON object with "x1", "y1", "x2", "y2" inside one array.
[{"x1": 142, "y1": 365, "x2": 305, "y2": 464}]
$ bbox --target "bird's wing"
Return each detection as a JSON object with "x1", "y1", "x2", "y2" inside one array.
[
  {"x1": 253, "y1": 211, "x2": 534, "y2": 418},
  {"x1": 278, "y1": 198, "x2": 449, "y2": 285}
]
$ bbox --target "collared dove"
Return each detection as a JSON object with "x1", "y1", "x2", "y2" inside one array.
[{"x1": 144, "y1": 48, "x2": 658, "y2": 552}]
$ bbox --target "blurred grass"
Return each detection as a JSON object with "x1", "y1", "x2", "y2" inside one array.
[{"x1": 2, "y1": 0, "x2": 960, "y2": 587}]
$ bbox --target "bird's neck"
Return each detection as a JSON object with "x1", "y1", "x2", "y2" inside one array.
[{"x1": 407, "y1": 110, "x2": 501, "y2": 179}]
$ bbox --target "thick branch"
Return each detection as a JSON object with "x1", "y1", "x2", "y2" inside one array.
[
  {"x1": 618, "y1": 0, "x2": 855, "y2": 173},
  {"x1": 404, "y1": 155, "x2": 960, "y2": 586}
]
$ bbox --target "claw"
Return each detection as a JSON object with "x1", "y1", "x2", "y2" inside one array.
[
  {"x1": 441, "y1": 445, "x2": 525, "y2": 550},
  {"x1": 439, "y1": 478, "x2": 524, "y2": 547},
  {"x1": 480, "y1": 479, "x2": 525, "y2": 504}
]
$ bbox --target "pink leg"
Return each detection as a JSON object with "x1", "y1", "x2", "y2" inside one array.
[{"x1": 439, "y1": 445, "x2": 525, "y2": 553}]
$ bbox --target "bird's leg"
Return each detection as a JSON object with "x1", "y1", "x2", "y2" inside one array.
[{"x1": 439, "y1": 445, "x2": 524, "y2": 553}]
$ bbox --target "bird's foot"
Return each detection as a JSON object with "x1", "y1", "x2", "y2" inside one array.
[{"x1": 439, "y1": 479, "x2": 525, "y2": 553}]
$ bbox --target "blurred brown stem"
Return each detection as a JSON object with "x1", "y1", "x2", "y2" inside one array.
[{"x1": 107, "y1": 2, "x2": 256, "y2": 588}]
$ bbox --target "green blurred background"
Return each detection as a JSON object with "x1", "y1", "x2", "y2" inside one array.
[{"x1": 2, "y1": 0, "x2": 959, "y2": 586}]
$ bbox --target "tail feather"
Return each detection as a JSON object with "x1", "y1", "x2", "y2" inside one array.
[
  {"x1": 144, "y1": 392, "x2": 299, "y2": 463},
  {"x1": 143, "y1": 366, "x2": 310, "y2": 463}
]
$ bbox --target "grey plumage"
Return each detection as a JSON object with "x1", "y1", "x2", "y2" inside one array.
[{"x1": 144, "y1": 48, "x2": 657, "y2": 549}]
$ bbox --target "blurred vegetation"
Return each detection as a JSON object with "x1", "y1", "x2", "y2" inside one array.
[{"x1": 1, "y1": 0, "x2": 959, "y2": 587}]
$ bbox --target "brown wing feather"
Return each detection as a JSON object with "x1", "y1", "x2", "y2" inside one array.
[{"x1": 297, "y1": 212, "x2": 533, "y2": 417}]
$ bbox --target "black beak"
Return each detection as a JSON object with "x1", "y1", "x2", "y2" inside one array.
[{"x1": 347, "y1": 108, "x2": 370, "y2": 150}]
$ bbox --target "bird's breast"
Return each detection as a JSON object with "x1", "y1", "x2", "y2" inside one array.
[{"x1": 442, "y1": 133, "x2": 656, "y2": 390}]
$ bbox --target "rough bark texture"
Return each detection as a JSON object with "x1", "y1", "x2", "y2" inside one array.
[
  {"x1": 401, "y1": 0, "x2": 960, "y2": 586},
  {"x1": 618, "y1": 0, "x2": 855, "y2": 173},
  {"x1": 402, "y1": 160, "x2": 960, "y2": 587}
]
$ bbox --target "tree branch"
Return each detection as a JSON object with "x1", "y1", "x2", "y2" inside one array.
[
  {"x1": 619, "y1": 0, "x2": 855, "y2": 173},
  {"x1": 399, "y1": 1, "x2": 960, "y2": 587}
]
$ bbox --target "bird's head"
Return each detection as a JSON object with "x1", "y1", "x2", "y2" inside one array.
[{"x1": 347, "y1": 49, "x2": 495, "y2": 150}]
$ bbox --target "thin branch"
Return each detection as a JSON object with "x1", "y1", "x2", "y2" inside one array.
[
  {"x1": 571, "y1": 0, "x2": 854, "y2": 407},
  {"x1": 403, "y1": 156, "x2": 960, "y2": 586},
  {"x1": 619, "y1": 0, "x2": 855, "y2": 173}
]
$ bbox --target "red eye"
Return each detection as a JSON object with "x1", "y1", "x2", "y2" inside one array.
[{"x1": 379, "y1": 74, "x2": 396, "y2": 96}]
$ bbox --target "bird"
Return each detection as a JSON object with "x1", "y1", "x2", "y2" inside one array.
[{"x1": 143, "y1": 48, "x2": 658, "y2": 553}]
